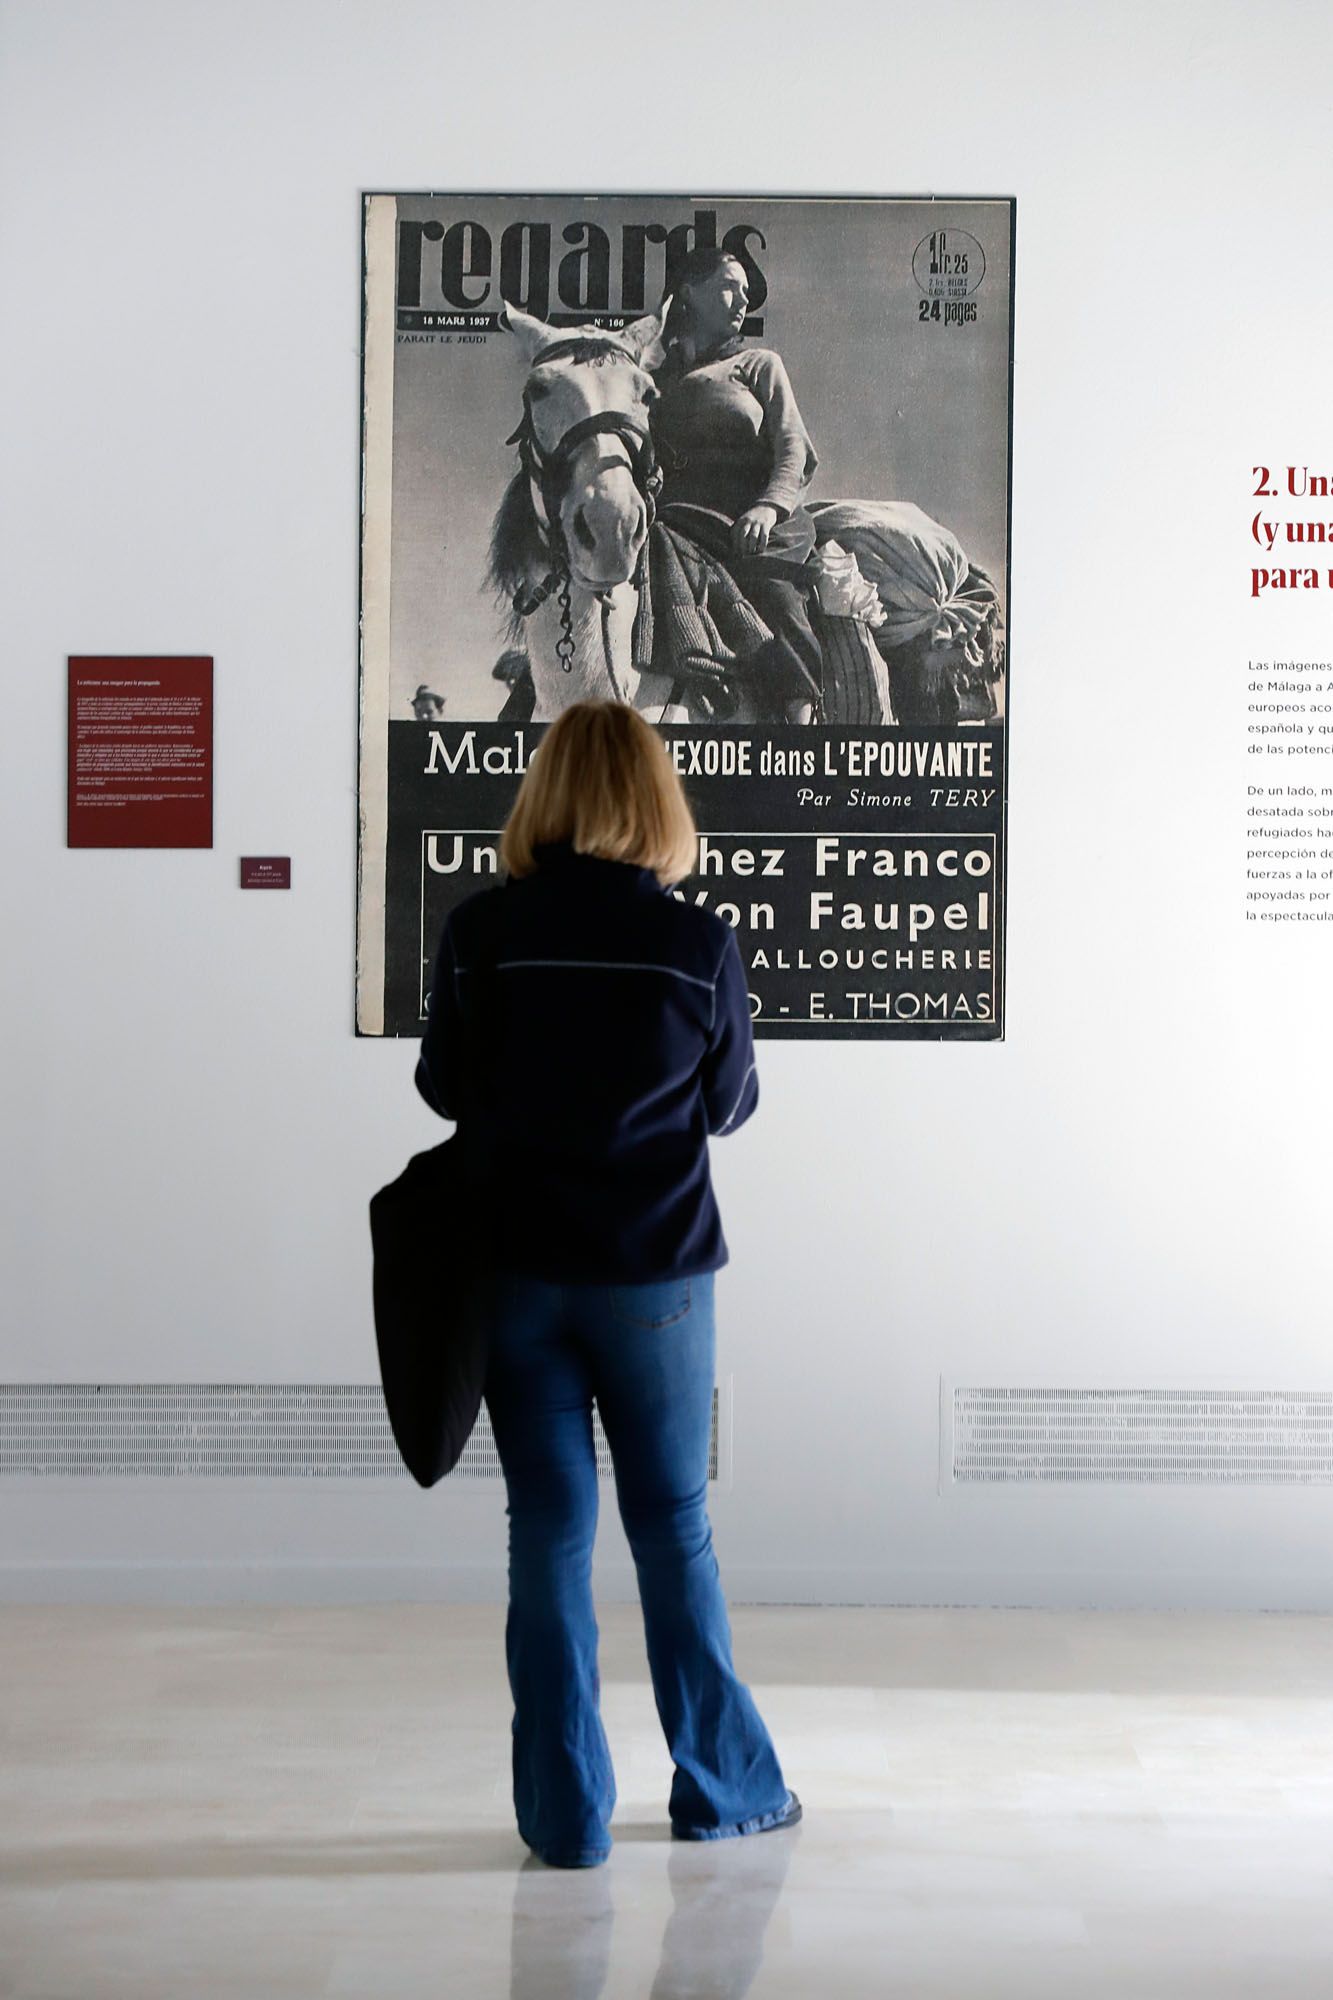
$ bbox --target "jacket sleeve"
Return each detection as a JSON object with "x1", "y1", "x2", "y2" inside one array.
[
  {"x1": 415, "y1": 912, "x2": 463, "y2": 1120},
  {"x1": 701, "y1": 928, "x2": 759, "y2": 1136}
]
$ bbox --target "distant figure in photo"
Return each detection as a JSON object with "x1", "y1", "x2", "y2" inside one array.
[
  {"x1": 491, "y1": 646, "x2": 535, "y2": 724},
  {"x1": 415, "y1": 701, "x2": 800, "y2": 1868},
  {"x1": 411, "y1": 684, "x2": 446, "y2": 721}
]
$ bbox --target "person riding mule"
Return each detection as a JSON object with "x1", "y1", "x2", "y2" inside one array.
[
  {"x1": 488, "y1": 295, "x2": 828, "y2": 725},
  {"x1": 487, "y1": 295, "x2": 1004, "y2": 727}
]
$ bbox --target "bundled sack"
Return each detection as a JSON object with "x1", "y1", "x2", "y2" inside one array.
[
  {"x1": 808, "y1": 540, "x2": 886, "y2": 625},
  {"x1": 807, "y1": 500, "x2": 1000, "y2": 663}
]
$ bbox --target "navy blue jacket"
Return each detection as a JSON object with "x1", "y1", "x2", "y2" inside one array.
[{"x1": 415, "y1": 841, "x2": 759, "y2": 1283}]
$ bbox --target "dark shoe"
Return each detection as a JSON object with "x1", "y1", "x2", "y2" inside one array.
[{"x1": 671, "y1": 1789, "x2": 802, "y2": 1842}]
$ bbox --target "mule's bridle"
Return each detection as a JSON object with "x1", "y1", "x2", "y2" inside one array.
[{"x1": 506, "y1": 340, "x2": 662, "y2": 671}]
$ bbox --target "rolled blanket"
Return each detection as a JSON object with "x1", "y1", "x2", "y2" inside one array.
[{"x1": 807, "y1": 500, "x2": 1000, "y2": 664}]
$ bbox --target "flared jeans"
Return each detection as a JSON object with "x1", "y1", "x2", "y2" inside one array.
[{"x1": 483, "y1": 1270, "x2": 791, "y2": 1866}]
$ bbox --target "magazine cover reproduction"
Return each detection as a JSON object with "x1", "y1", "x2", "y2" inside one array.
[{"x1": 358, "y1": 193, "x2": 1012, "y2": 1039}]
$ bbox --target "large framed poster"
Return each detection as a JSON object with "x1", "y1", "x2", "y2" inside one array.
[{"x1": 358, "y1": 193, "x2": 1012, "y2": 1039}]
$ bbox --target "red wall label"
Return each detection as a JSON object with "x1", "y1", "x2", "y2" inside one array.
[{"x1": 67, "y1": 657, "x2": 213, "y2": 848}]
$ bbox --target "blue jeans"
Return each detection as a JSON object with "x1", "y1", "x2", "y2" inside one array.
[{"x1": 483, "y1": 1270, "x2": 791, "y2": 1865}]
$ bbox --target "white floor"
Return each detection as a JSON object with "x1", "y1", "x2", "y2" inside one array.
[{"x1": 3, "y1": 1604, "x2": 1333, "y2": 1997}]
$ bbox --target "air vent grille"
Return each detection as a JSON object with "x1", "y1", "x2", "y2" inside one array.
[
  {"x1": 0, "y1": 1385, "x2": 720, "y2": 1481},
  {"x1": 952, "y1": 1386, "x2": 1333, "y2": 1483}
]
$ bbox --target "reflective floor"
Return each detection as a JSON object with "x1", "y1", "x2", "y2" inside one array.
[{"x1": 3, "y1": 1603, "x2": 1333, "y2": 1996}]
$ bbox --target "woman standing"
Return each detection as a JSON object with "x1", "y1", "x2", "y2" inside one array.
[
  {"x1": 415, "y1": 702, "x2": 799, "y2": 1869},
  {"x1": 651, "y1": 246, "x2": 824, "y2": 723}
]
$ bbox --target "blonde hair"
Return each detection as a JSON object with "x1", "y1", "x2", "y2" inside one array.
[{"x1": 500, "y1": 702, "x2": 698, "y2": 887}]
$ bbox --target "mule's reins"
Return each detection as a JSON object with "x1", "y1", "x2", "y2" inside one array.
[{"x1": 505, "y1": 342, "x2": 663, "y2": 673}]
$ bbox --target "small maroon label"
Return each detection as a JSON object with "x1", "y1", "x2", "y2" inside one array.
[{"x1": 240, "y1": 856, "x2": 291, "y2": 889}]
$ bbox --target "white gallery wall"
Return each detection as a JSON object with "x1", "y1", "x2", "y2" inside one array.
[{"x1": 4, "y1": 0, "x2": 1331, "y2": 1609}]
